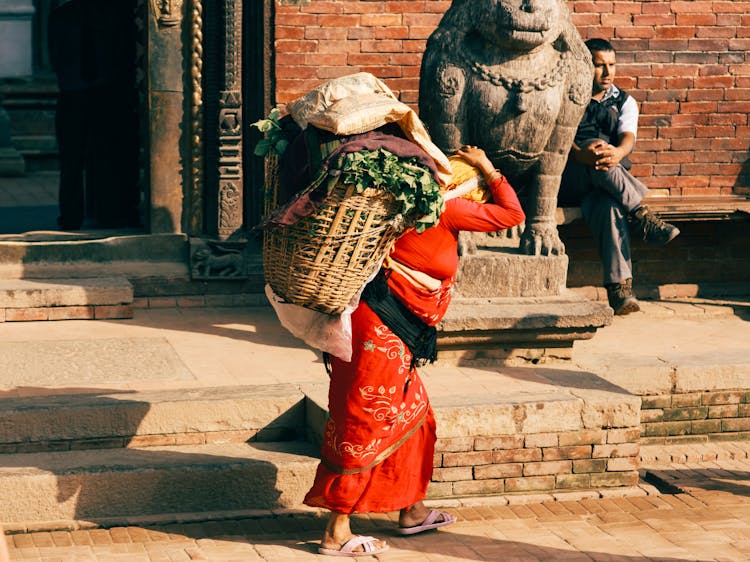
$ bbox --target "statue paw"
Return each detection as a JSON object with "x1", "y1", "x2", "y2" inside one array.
[
  {"x1": 506, "y1": 223, "x2": 525, "y2": 241},
  {"x1": 519, "y1": 224, "x2": 566, "y2": 256},
  {"x1": 457, "y1": 231, "x2": 477, "y2": 256}
]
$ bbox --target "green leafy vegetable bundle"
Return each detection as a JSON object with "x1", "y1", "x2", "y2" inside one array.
[
  {"x1": 336, "y1": 148, "x2": 444, "y2": 233},
  {"x1": 252, "y1": 108, "x2": 289, "y2": 157}
]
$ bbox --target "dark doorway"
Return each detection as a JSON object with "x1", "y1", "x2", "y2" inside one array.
[
  {"x1": 0, "y1": 0, "x2": 142, "y2": 238},
  {"x1": 243, "y1": 0, "x2": 274, "y2": 231}
]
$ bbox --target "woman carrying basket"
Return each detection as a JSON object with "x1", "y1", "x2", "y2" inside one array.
[{"x1": 305, "y1": 145, "x2": 526, "y2": 557}]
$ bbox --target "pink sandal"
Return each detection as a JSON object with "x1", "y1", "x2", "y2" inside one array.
[
  {"x1": 318, "y1": 535, "x2": 389, "y2": 557},
  {"x1": 397, "y1": 509, "x2": 457, "y2": 535}
]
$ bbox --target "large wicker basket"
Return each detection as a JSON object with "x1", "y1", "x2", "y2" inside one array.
[{"x1": 263, "y1": 154, "x2": 404, "y2": 315}]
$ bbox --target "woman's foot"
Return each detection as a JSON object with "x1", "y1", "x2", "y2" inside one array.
[
  {"x1": 320, "y1": 511, "x2": 388, "y2": 556},
  {"x1": 398, "y1": 502, "x2": 457, "y2": 535},
  {"x1": 319, "y1": 535, "x2": 389, "y2": 557}
]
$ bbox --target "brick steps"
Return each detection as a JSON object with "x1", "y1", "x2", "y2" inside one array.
[
  {"x1": 2, "y1": 300, "x2": 748, "y2": 530},
  {"x1": 0, "y1": 277, "x2": 133, "y2": 321},
  {"x1": 307, "y1": 363, "x2": 643, "y2": 501},
  {"x1": 568, "y1": 301, "x2": 750, "y2": 445}
]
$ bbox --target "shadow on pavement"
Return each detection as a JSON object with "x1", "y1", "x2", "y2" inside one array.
[
  {"x1": 645, "y1": 467, "x2": 750, "y2": 500},
  {"x1": 127, "y1": 306, "x2": 324, "y2": 354},
  {"x1": 665, "y1": 295, "x2": 750, "y2": 322},
  {"x1": 145, "y1": 514, "x2": 706, "y2": 561},
  {"x1": 506, "y1": 365, "x2": 634, "y2": 395}
]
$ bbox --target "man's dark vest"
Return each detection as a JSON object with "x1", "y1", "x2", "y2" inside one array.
[{"x1": 574, "y1": 88, "x2": 631, "y2": 169}]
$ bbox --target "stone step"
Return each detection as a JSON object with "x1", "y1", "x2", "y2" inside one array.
[
  {"x1": 0, "y1": 440, "x2": 320, "y2": 527},
  {"x1": 0, "y1": 277, "x2": 132, "y2": 308},
  {"x1": 13, "y1": 134, "x2": 60, "y2": 172},
  {"x1": 0, "y1": 233, "x2": 189, "y2": 279},
  {"x1": 13, "y1": 134, "x2": 57, "y2": 153},
  {"x1": 0, "y1": 277, "x2": 133, "y2": 321},
  {"x1": 0, "y1": 385, "x2": 307, "y2": 451}
]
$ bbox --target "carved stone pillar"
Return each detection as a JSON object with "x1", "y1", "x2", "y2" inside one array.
[
  {"x1": 147, "y1": 0, "x2": 185, "y2": 233},
  {"x1": 215, "y1": 0, "x2": 243, "y2": 240},
  {"x1": 187, "y1": 0, "x2": 248, "y2": 280}
]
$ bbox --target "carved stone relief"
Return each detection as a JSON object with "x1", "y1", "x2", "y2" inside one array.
[
  {"x1": 152, "y1": 0, "x2": 183, "y2": 27},
  {"x1": 188, "y1": 0, "x2": 204, "y2": 233},
  {"x1": 215, "y1": 0, "x2": 244, "y2": 239},
  {"x1": 217, "y1": 90, "x2": 243, "y2": 237},
  {"x1": 190, "y1": 238, "x2": 245, "y2": 279}
]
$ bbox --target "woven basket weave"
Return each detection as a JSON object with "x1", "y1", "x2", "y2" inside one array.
[{"x1": 263, "y1": 154, "x2": 404, "y2": 315}]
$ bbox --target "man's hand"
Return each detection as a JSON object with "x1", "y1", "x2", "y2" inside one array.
[
  {"x1": 573, "y1": 139, "x2": 624, "y2": 170},
  {"x1": 592, "y1": 142, "x2": 625, "y2": 170}
]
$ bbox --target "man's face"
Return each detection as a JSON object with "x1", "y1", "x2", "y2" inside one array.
[{"x1": 591, "y1": 49, "x2": 616, "y2": 96}]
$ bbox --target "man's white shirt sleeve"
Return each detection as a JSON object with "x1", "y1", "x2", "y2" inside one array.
[{"x1": 617, "y1": 95, "x2": 639, "y2": 139}]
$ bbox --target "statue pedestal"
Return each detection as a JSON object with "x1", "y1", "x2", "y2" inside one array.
[{"x1": 438, "y1": 242, "x2": 612, "y2": 365}]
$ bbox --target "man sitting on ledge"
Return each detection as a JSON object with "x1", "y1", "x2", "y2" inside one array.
[{"x1": 559, "y1": 38, "x2": 680, "y2": 315}]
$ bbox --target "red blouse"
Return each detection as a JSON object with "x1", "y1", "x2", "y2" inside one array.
[
  {"x1": 390, "y1": 174, "x2": 525, "y2": 279},
  {"x1": 386, "y1": 174, "x2": 525, "y2": 325}
]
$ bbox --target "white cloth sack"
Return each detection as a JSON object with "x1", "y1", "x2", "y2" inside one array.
[{"x1": 265, "y1": 284, "x2": 355, "y2": 362}]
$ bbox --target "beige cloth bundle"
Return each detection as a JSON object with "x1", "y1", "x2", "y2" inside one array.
[{"x1": 285, "y1": 72, "x2": 453, "y2": 187}]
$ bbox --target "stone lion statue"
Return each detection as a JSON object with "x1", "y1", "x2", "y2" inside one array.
[{"x1": 419, "y1": 0, "x2": 593, "y2": 256}]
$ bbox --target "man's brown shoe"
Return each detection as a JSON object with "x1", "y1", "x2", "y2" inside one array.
[
  {"x1": 606, "y1": 278, "x2": 640, "y2": 316},
  {"x1": 631, "y1": 205, "x2": 680, "y2": 246}
]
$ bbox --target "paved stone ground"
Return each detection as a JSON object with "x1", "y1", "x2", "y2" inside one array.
[{"x1": 4, "y1": 442, "x2": 750, "y2": 561}]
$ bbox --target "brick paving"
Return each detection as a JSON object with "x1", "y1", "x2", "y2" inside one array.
[{"x1": 4, "y1": 442, "x2": 750, "y2": 561}]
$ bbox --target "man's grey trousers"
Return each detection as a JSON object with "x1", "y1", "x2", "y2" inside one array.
[{"x1": 559, "y1": 157, "x2": 649, "y2": 285}]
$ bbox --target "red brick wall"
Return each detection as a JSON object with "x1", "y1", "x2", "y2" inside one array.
[{"x1": 274, "y1": 0, "x2": 750, "y2": 196}]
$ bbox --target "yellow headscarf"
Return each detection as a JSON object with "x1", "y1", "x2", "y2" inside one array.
[{"x1": 444, "y1": 155, "x2": 491, "y2": 203}]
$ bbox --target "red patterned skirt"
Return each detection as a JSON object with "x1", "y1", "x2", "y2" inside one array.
[{"x1": 303, "y1": 301, "x2": 437, "y2": 514}]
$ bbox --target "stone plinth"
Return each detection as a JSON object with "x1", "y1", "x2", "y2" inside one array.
[
  {"x1": 455, "y1": 247, "x2": 568, "y2": 298},
  {"x1": 446, "y1": 244, "x2": 613, "y2": 365},
  {"x1": 438, "y1": 292, "x2": 612, "y2": 365}
]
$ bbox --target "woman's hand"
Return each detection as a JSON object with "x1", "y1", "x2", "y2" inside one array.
[{"x1": 455, "y1": 145, "x2": 497, "y2": 179}]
